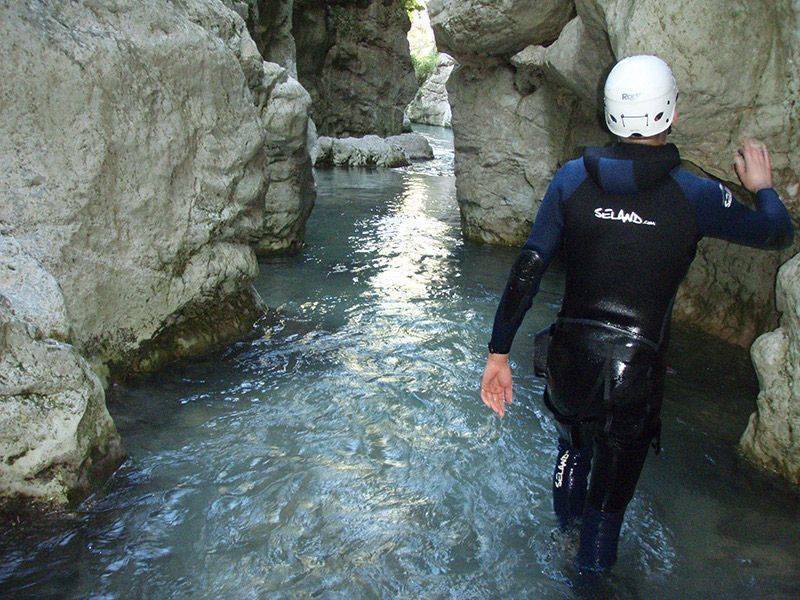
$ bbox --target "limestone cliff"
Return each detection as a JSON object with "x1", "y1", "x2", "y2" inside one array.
[
  {"x1": 406, "y1": 53, "x2": 455, "y2": 128},
  {"x1": 0, "y1": 235, "x2": 123, "y2": 511},
  {"x1": 0, "y1": 0, "x2": 313, "y2": 374},
  {"x1": 0, "y1": 0, "x2": 313, "y2": 508},
  {"x1": 741, "y1": 253, "x2": 800, "y2": 485}
]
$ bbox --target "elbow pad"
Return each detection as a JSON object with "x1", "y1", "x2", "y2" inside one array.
[
  {"x1": 488, "y1": 249, "x2": 547, "y2": 354},
  {"x1": 510, "y1": 248, "x2": 547, "y2": 288},
  {"x1": 503, "y1": 248, "x2": 547, "y2": 320}
]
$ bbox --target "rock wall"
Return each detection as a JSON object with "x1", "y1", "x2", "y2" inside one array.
[
  {"x1": 0, "y1": 236, "x2": 123, "y2": 511},
  {"x1": 429, "y1": 0, "x2": 800, "y2": 348},
  {"x1": 292, "y1": 0, "x2": 418, "y2": 137},
  {"x1": 405, "y1": 52, "x2": 455, "y2": 128},
  {"x1": 0, "y1": 0, "x2": 313, "y2": 374},
  {"x1": 740, "y1": 252, "x2": 800, "y2": 485},
  {"x1": 239, "y1": 0, "x2": 298, "y2": 76},
  {"x1": 0, "y1": 0, "x2": 314, "y2": 508}
]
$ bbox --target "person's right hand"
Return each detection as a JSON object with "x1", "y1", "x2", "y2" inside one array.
[
  {"x1": 734, "y1": 138, "x2": 773, "y2": 193},
  {"x1": 480, "y1": 353, "x2": 513, "y2": 418}
]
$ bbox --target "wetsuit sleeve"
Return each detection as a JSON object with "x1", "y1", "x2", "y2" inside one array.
[
  {"x1": 674, "y1": 170, "x2": 794, "y2": 249},
  {"x1": 487, "y1": 165, "x2": 575, "y2": 354}
]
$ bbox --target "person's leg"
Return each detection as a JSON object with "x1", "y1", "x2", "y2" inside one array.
[
  {"x1": 575, "y1": 359, "x2": 664, "y2": 572},
  {"x1": 551, "y1": 416, "x2": 594, "y2": 530},
  {"x1": 544, "y1": 331, "x2": 605, "y2": 532},
  {"x1": 576, "y1": 436, "x2": 651, "y2": 571}
]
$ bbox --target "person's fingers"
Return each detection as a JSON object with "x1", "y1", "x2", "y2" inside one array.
[
  {"x1": 488, "y1": 392, "x2": 502, "y2": 417},
  {"x1": 744, "y1": 141, "x2": 759, "y2": 165},
  {"x1": 734, "y1": 152, "x2": 746, "y2": 180},
  {"x1": 480, "y1": 388, "x2": 491, "y2": 410},
  {"x1": 495, "y1": 393, "x2": 505, "y2": 417},
  {"x1": 481, "y1": 384, "x2": 498, "y2": 411},
  {"x1": 763, "y1": 146, "x2": 772, "y2": 172},
  {"x1": 504, "y1": 384, "x2": 513, "y2": 404}
]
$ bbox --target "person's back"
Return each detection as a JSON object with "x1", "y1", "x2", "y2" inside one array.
[
  {"x1": 479, "y1": 55, "x2": 794, "y2": 573},
  {"x1": 557, "y1": 143, "x2": 695, "y2": 343}
]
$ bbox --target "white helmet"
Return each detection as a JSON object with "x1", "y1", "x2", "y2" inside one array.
[{"x1": 604, "y1": 55, "x2": 678, "y2": 138}]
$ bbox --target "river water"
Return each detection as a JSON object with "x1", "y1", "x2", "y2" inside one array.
[{"x1": 1, "y1": 126, "x2": 798, "y2": 598}]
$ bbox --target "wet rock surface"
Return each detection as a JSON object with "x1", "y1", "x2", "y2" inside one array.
[
  {"x1": 0, "y1": 0, "x2": 313, "y2": 507},
  {"x1": 0, "y1": 236, "x2": 122, "y2": 510},
  {"x1": 741, "y1": 253, "x2": 800, "y2": 484}
]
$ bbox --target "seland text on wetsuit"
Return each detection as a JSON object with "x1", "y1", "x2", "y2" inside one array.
[{"x1": 488, "y1": 142, "x2": 793, "y2": 568}]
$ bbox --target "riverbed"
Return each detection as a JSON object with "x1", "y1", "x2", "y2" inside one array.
[{"x1": 1, "y1": 125, "x2": 798, "y2": 598}]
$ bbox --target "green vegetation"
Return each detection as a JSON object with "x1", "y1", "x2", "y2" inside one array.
[
  {"x1": 403, "y1": 0, "x2": 425, "y2": 15},
  {"x1": 411, "y1": 49, "x2": 438, "y2": 83}
]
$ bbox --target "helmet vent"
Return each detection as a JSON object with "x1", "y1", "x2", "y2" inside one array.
[
  {"x1": 609, "y1": 114, "x2": 618, "y2": 123},
  {"x1": 654, "y1": 112, "x2": 664, "y2": 122}
]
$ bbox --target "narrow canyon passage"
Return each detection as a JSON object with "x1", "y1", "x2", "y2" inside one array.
[{"x1": 1, "y1": 127, "x2": 797, "y2": 597}]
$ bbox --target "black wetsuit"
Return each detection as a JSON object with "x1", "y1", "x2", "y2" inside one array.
[{"x1": 488, "y1": 142, "x2": 794, "y2": 571}]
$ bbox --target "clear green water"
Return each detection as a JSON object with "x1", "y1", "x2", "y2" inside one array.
[{"x1": 1, "y1": 126, "x2": 798, "y2": 598}]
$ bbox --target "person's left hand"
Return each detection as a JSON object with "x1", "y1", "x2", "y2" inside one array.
[
  {"x1": 480, "y1": 353, "x2": 513, "y2": 418},
  {"x1": 734, "y1": 138, "x2": 773, "y2": 193}
]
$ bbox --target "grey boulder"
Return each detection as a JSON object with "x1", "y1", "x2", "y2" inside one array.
[
  {"x1": 0, "y1": 236, "x2": 123, "y2": 510},
  {"x1": 740, "y1": 252, "x2": 800, "y2": 485},
  {"x1": 313, "y1": 136, "x2": 411, "y2": 168}
]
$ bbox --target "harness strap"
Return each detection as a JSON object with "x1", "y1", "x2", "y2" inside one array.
[{"x1": 555, "y1": 317, "x2": 660, "y2": 351}]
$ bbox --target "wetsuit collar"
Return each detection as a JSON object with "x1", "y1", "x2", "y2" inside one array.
[{"x1": 583, "y1": 142, "x2": 681, "y2": 194}]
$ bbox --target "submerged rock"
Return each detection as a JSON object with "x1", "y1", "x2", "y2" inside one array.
[
  {"x1": 0, "y1": 236, "x2": 123, "y2": 510},
  {"x1": 741, "y1": 252, "x2": 800, "y2": 485},
  {"x1": 405, "y1": 53, "x2": 456, "y2": 128},
  {"x1": 313, "y1": 136, "x2": 410, "y2": 168}
]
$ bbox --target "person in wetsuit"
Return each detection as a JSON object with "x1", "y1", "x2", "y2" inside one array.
[{"x1": 479, "y1": 55, "x2": 794, "y2": 572}]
